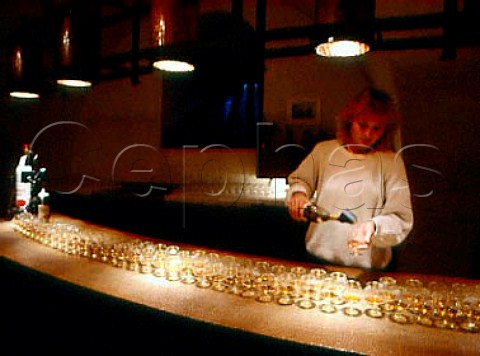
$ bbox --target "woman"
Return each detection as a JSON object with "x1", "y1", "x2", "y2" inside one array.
[{"x1": 286, "y1": 87, "x2": 413, "y2": 270}]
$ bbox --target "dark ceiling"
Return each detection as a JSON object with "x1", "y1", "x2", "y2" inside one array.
[{"x1": 1, "y1": 0, "x2": 480, "y2": 87}]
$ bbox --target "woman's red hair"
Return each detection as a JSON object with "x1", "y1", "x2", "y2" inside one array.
[{"x1": 336, "y1": 87, "x2": 400, "y2": 152}]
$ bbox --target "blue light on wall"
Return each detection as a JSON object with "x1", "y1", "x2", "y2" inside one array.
[{"x1": 222, "y1": 96, "x2": 234, "y2": 123}]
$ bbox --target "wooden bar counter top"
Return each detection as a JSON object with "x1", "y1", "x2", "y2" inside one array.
[{"x1": 1, "y1": 214, "x2": 478, "y2": 355}]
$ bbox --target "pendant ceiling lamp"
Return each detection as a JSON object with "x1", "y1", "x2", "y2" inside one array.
[
  {"x1": 55, "y1": 4, "x2": 102, "y2": 88},
  {"x1": 315, "y1": 0, "x2": 375, "y2": 57},
  {"x1": 6, "y1": 23, "x2": 53, "y2": 99},
  {"x1": 7, "y1": 45, "x2": 42, "y2": 99},
  {"x1": 151, "y1": 0, "x2": 199, "y2": 72}
]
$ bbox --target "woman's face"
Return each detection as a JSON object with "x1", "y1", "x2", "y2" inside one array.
[{"x1": 350, "y1": 113, "x2": 387, "y2": 149}]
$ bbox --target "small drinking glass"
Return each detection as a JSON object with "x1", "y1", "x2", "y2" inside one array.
[
  {"x1": 347, "y1": 227, "x2": 369, "y2": 256},
  {"x1": 294, "y1": 272, "x2": 320, "y2": 309},
  {"x1": 193, "y1": 250, "x2": 213, "y2": 288},
  {"x1": 165, "y1": 245, "x2": 181, "y2": 281},
  {"x1": 343, "y1": 279, "x2": 363, "y2": 304},
  {"x1": 255, "y1": 272, "x2": 277, "y2": 303},
  {"x1": 364, "y1": 280, "x2": 386, "y2": 306},
  {"x1": 151, "y1": 244, "x2": 167, "y2": 277},
  {"x1": 342, "y1": 279, "x2": 364, "y2": 317},
  {"x1": 320, "y1": 272, "x2": 347, "y2": 305},
  {"x1": 275, "y1": 271, "x2": 296, "y2": 306},
  {"x1": 179, "y1": 250, "x2": 197, "y2": 284}
]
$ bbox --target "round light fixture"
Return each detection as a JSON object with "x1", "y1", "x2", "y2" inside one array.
[
  {"x1": 9, "y1": 91, "x2": 40, "y2": 99},
  {"x1": 315, "y1": 37, "x2": 370, "y2": 57},
  {"x1": 153, "y1": 60, "x2": 195, "y2": 72},
  {"x1": 56, "y1": 79, "x2": 93, "y2": 88}
]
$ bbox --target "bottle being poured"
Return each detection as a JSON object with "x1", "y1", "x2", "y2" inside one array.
[
  {"x1": 302, "y1": 204, "x2": 357, "y2": 224},
  {"x1": 302, "y1": 204, "x2": 367, "y2": 256}
]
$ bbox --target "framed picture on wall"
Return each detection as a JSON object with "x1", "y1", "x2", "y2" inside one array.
[{"x1": 287, "y1": 97, "x2": 321, "y2": 124}]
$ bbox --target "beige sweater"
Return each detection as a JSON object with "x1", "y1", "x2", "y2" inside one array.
[{"x1": 287, "y1": 140, "x2": 414, "y2": 269}]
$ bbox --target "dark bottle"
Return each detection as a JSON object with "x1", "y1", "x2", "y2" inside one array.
[
  {"x1": 25, "y1": 145, "x2": 35, "y2": 167},
  {"x1": 29, "y1": 166, "x2": 47, "y2": 214},
  {"x1": 303, "y1": 204, "x2": 357, "y2": 224}
]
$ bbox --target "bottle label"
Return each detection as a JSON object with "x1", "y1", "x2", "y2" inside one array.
[{"x1": 16, "y1": 182, "x2": 31, "y2": 207}]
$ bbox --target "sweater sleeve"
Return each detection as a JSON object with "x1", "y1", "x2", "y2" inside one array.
[
  {"x1": 285, "y1": 143, "x2": 325, "y2": 203},
  {"x1": 371, "y1": 153, "x2": 414, "y2": 248}
]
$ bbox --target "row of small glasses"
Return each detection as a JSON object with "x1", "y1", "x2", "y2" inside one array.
[
  {"x1": 168, "y1": 254, "x2": 480, "y2": 332},
  {"x1": 13, "y1": 212, "x2": 127, "y2": 256},
  {"x1": 11, "y1": 214, "x2": 358, "y2": 306},
  {"x1": 11, "y1": 212, "x2": 480, "y2": 331},
  {"x1": 367, "y1": 277, "x2": 480, "y2": 332}
]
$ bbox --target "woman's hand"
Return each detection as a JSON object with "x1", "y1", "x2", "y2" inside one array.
[
  {"x1": 347, "y1": 220, "x2": 376, "y2": 255},
  {"x1": 287, "y1": 192, "x2": 310, "y2": 221}
]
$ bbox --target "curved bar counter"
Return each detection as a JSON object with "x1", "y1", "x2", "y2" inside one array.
[{"x1": 1, "y1": 214, "x2": 479, "y2": 355}]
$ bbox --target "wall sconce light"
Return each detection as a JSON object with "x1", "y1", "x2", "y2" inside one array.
[
  {"x1": 151, "y1": 0, "x2": 199, "y2": 72},
  {"x1": 314, "y1": 0, "x2": 375, "y2": 57},
  {"x1": 54, "y1": 5, "x2": 102, "y2": 87}
]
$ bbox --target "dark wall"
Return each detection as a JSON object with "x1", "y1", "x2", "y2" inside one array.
[{"x1": 391, "y1": 51, "x2": 480, "y2": 279}]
